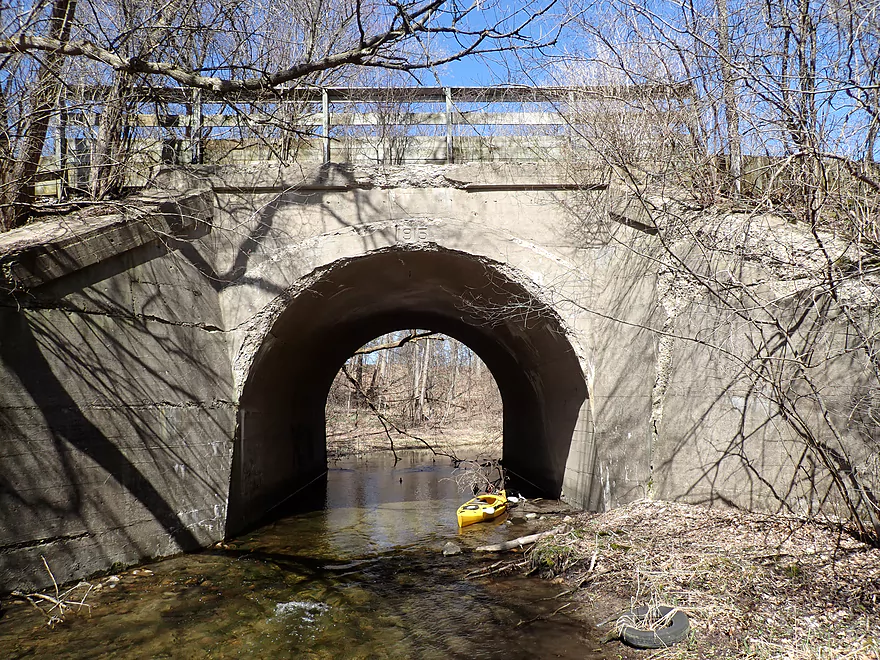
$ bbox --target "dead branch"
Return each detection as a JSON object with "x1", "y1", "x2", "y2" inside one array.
[
  {"x1": 515, "y1": 602, "x2": 571, "y2": 627},
  {"x1": 10, "y1": 556, "x2": 93, "y2": 627},
  {"x1": 340, "y1": 364, "x2": 459, "y2": 462},
  {"x1": 475, "y1": 527, "x2": 562, "y2": 552},
  {"x1": 352, "y1": 331, "x2": 441, "y2": 356},
  {"x1": 464, "y1": 558, "x2": 528, "y2": 578}
]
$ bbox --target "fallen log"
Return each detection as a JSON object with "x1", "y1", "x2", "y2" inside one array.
[{"x1": 475, "y1": 526, "x2": 562, "y2": 552}]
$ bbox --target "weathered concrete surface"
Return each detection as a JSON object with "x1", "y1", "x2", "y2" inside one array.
[
  {"x1": 0, "y1": 195, "x2": 235, "y2": 590},
  {"x1": 182, "y1": 163, "x2": 656, "y2": 529},
  {"x1": 2, "y1": 161, "x2": 873, "y2": 590},
  {"x1": 0, "y1": 192, "x2": 213, "y2": 289},
  {"x1": 2, "y1": 162, "x2": 645, "y2": 588},
  {"x1": 649, "y1": 210, "x2": 880, "y2": 515}
]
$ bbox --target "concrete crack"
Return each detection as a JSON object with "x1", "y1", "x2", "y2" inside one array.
[{"x1": 0, "y1": 298, "x2": 226, "y2": 333}]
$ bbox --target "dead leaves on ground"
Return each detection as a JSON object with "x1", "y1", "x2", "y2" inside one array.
[{"x1": 529, "y1": 500, "x2": 880, "y2": 659}]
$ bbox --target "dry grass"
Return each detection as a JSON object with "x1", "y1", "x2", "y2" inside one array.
[
  {"x1": 527, "y1": 500, "x2": 880, "y2": 659},
  {"x1": 615, "y1": 602, "x2": 679, "y2": 631}
]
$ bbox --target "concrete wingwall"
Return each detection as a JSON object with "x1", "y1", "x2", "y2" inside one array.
[
  {"x1": 0, "y1": 199, "x2": 236, "y2": 590},
  {"x1": 3, "y1": 162, "x2": 870, "y2": 590},
  {"x1": 651, "y1": 220, "x2": 880, "y2": 517}
]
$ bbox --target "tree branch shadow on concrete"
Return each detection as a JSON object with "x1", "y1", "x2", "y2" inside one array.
[
  {"x1": 172, "y1": 164, "x2": 412, "y2": 296},
  {"x1": 652, "y1": 281, "x2": 880, "y2": 542},
  {"x1": 0, "y1": 311, "x2": 204, "y2": 573},
  {"x1": 0, "y1": 232, "x2": 236, "y2": 587}
]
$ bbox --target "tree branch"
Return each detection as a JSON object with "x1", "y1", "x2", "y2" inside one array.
[{"x1": 352, "y1": 330, "x2": 442, "y2": 356}]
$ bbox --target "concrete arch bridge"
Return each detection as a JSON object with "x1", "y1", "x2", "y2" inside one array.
[{"x1": 0, "y1": 161, "x2": 867, "y2": 588}]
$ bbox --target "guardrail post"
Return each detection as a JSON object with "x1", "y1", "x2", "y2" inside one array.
[
  {"x1": 445, "y1": 87, "x2": 454, "y2": 164},
  {"x1": 322, "y1": 89, "x2": 331, "y2": 164}
]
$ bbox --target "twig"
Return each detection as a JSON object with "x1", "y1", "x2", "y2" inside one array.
[
  {"x1": 340, "y1": 364, "x2": 459, "y2": 463},
  {"x1": 352, "y1": 331, "x2": 442, "y2": 355},
  {"x1": 464, "y1": 559, "x2": 527, "y2": 579},
  {"x1": 10, "y1": 556, "x2": 93, "y2": 627},
  {"x1": 42, "y1": 555, "x2": 59, "y2": 599},
  {"x1": 515, "y1": 602, "x2": 571, "y2": 627}
]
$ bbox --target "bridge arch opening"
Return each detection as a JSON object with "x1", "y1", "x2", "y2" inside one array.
[
  {"x1": 324, "y1": 330, "x2": 503, "y2": 461},
  {"x1": 227, "y1": 248, "x2": 588, "y2": 534}
]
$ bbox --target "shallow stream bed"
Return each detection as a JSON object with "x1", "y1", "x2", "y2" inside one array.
[{"x1": 0, "y1": 450, "x2": 605, "y2": 659}]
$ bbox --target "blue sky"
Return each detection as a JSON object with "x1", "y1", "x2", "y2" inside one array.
[{"x1": 417, "y1": 2, "x2": 565, "y2": 87}]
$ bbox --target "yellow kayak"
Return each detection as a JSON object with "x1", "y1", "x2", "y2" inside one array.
[{"x1": 456, "y1": 490, "x2": 508, "y2": 527}]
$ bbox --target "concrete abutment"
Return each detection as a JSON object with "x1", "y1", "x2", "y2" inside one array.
[{"x1": 0, "y1": 163, "x2": 613, "y2": 588}]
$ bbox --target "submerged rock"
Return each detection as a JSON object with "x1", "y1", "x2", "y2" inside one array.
[
  {"x1": 442, "y1": 542, "x2": 462, "y2": 556},
  {"x1": 274, "y1": 601, "x2": 329, "y2": 622}
]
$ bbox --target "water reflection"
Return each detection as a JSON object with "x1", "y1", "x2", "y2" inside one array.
[{"x1": 0, "y1": 450, "x2": 603, "y2": 659}]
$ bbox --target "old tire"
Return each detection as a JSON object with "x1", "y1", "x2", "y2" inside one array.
[{"x1": 618, "y1": 606, "x2": 690, "y2": 649}]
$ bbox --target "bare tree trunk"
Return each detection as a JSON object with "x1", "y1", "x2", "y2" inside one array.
[
  {"x1": 418, "y1": 336, "x2": 431, "y2": 423},
  {"x1": 90, "y1": 71, "x2": 131, "y2": 199},
  {"x1": 410, "y1": 342, "x2": 421, "y2": 425},
  {"x1": 3, "y1": 0, "x2": 78, "y2": 229},
  {"x1": 715, "y1": 0, "x2": 742, "y2": 196},
  {"x1": 354, "y1": 352, "x2": 364, "y2": 409},
  {"x1": 368, "y1": 347, "x2": 383, "y2": 397},
  {"x1": 466, "y1": 350, "x2": 476, "y2": 420},
  {"x1": 797, "y1": 0, "x2": 821, "y2": 213},
  {"x1": 443, "y1": 340, "x2": 459, "y2": 422},
  {"x1": 865, "y1": 111, "x2": 878, "y2": 164},
  {"x1": 379, "y1": 349, "x2": 387, "y2": 412},
  {"x1": 0, "y1": 83, "x2": 9, "y2": 165},
  {"x1": 0, "y1": 81, "x2": 11, "y2": 200},
  {"x1": 797, "y1": 0, "x2": 817, "y2": 151}
]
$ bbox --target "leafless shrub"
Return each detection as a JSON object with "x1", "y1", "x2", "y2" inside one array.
[{"x1": 525, "y1": 0, "x2": 880, "y2": 544}]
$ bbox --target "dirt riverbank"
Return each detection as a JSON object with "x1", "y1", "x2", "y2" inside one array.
[
  {"x1": 521, "y1": 500, "x2": 879, "y2": 659},
  {"x1": 327, "y1": 423, "x2": 501, "y2": 460}
]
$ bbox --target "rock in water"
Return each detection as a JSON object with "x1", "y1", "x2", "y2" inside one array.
[{"x1": 442, "y1": 542, "x2": 462, "y2": 556}]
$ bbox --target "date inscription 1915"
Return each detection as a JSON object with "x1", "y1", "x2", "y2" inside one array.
[{"x1": 396, "y1": 225, "x2": 429, "y2": 243}]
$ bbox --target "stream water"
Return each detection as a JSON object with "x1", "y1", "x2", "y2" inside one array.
[{"x1": 0, "y1": 450, "x2": 605, "y2": 659}]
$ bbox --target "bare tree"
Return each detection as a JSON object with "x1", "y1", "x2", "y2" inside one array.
[
  {"x1": 4, "y1": 0, "x2": 78, "y2": 227},
  {"x1": 535, "y1": 0, "x2": 880, "y2": 541},
  {"x1": 0, "y1": 0, "x2": 559, "y2": 227},
  {"x1": 714, "y1": 0, "x2": 741, "y2": 194},
  {"x1": 326, "y1": 330, "x2": 502, "y2": 457}
]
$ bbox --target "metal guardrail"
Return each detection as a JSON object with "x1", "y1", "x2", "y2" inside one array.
[
  {"x1": 71, "y1": 84, "x2": 692, "y2": 103},
  {"x1": 38, "y1": 85, "x2": 693, "y2": 197}
]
